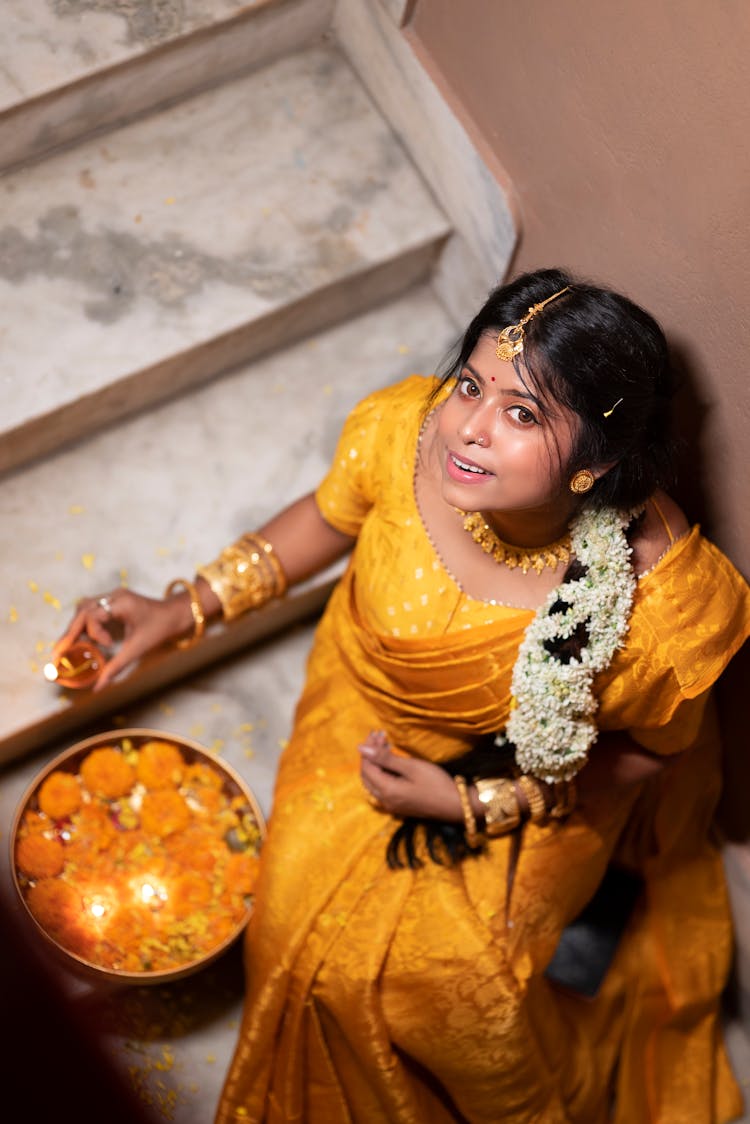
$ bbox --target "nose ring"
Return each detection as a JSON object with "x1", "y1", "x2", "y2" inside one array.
[{"x1": 475, "y1": 435, "x2": 486, "y2": 446}]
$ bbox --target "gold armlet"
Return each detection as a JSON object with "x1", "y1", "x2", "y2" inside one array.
[
  {"x1": 474, "y1": 778, "x2": 522, "y2": 837},
  {"x1": 196, "y1": 532, "x2": 288, "y2": 621},
  {"x1": 516, "y1": 776, "x2": 549, "y2": 825},
  {"x1": 455, "y1": 775, "x2": 484, "y2": 848},
  {"x1": 164, "y1": 578, "x2": 206, "y2": 649}
]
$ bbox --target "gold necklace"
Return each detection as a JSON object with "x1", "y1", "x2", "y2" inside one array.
[{"x1": 459, "y1": 510, "x2": 571, "y2": 575}]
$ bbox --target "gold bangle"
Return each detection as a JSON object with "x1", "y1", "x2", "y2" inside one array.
[
  {"x1": 455, "y1": 775, "x2": 483, "y2": 848},
  {"x1": 165, "y1": 578, "x2": 206, "y2": 649},
  {"x1": 196, "y1": 532, "x2": 288, "y2": 621},
  {"x1": 516, "y1": 776, "x2": 548, "y2": 824},
  {"x1": 474, "y1": 778, "x2": 522, "y2": 837}
]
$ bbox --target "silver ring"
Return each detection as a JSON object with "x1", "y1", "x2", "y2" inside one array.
[
  {"x1": 475, "y1": 435, "x2": 486, "y2": 446},
  {"x1": 97, "y1": 595, "x2": 113, "y2": 617}
]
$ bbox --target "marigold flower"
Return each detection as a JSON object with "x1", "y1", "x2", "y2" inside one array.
[
  {"x1": 26, "y1": 878, "x2": 82, "y2": 940},
  {"x1": 165, "y1": 825, "x2": 222, "y2": 873},
  {"x1": 169, "y1": 871, "x2": 213, "y2": 913},
  {"x1": 16, "y1": 833, "x2": 66, "y2": 879},
  {"x1": 80, "y1": 747, "x2": 136, "y2": 799},
  {"x1": 140, "y1": 789, "x2": 192, "y2": 837},
  {"x1": 136, "y1": 740, "x2": 186, "y2": 789},
  {"x1": 17, "y1": 737, "x2": 263, "y2": 975},
  {"x1": 184, "y1": 762, "x2": 223, "y2": 791},
  {"x1": 38, "y1": 770, "x2": 82, "y2": 819},
  {"x1": 224, "y1": 852, "x2": 261, "y2": 896}
]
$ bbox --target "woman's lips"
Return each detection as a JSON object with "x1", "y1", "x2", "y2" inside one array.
[{"x1": 445, "y1": 451, "x2": 493, "y2": 484}]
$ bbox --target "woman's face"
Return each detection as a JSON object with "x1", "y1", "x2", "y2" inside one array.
[{"x1": 435, "y1": 332, "x2": 579, "y2": 529}]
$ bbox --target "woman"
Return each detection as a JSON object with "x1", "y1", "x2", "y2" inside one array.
[{"x1": 57, "y1": 269, "x2": 750, "y2": 1122}]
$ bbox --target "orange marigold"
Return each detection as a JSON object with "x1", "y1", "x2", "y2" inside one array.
[
  {"x1": 165, "y1": 824, "x2": 222, "y2": 873},
  {"x1": 136, "y1": 740, "x2": 185, "y2": 790},
  {"x1": 224, "y1": 852, "x2": 261, "y2": 897},
  {"x1": 38, "y1": 770, "x2": 82, "y2": 819},
  {"x1": 140, "y1": 790, "x2": 192, "y2": 837},
  {"x1": 26, "y1": 878, "x2": 82, "y2": 940},
  {"x1": 16, "y1": 833, "x2": 66, "y2": 879},
  {"x1": 80, "y1": 747, "x2": 135, "y2": 799},
  {"x1": 183, "y1": 761, "x2": 223, "y2": 791},
  {"x1": 169, "y1": 871, "x2": 213, "y2": 914},
  {"x1": 21, "y1": 809, "x2": 49, "y2": 836},
  {"x1": 66, "y1": 803, "x2": 117, "y2": 858}
]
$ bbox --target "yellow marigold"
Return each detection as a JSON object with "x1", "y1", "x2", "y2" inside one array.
[
  {"x1": 16, "y1": 833, "x2": 66, "y2": 879},
  {"x1": 140, "y1": 789, "x2": 192, "y2": 837},
  {"x1": 38, "y1": 770, "x2": 82, "y2": 819},
  {"x1": 80, "y1": 747, "x2": 135, "y2": 799},
  {"x1": 136, "y1": 740, "x2": 185, "y2": 790}
]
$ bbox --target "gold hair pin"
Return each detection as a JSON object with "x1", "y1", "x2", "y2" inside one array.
[
  {"x1": 602, "y1": 397, "x2": 624, "y2": 418},
  {"x1": 496, "y1": 286, "x2": 570, "y2": 361}
]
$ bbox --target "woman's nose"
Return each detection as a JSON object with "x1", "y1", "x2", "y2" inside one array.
[{"x1": 460, "y1": 409, "x2": 491, "y2": 448}]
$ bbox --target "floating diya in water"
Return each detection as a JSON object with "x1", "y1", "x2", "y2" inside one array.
[{"x1": 43, "y1": 640, "x2": 105, "y2": 689}]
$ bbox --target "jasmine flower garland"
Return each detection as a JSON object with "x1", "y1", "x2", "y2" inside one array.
[{"x1": 501, "y1": 506, "x2": 638, "y2": 782}]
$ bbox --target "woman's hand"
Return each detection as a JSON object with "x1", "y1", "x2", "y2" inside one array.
[
  {"x1": 358, "y1": 732, "x2": 463, "y2": 821},
  {"x1": 51, "y1": 588, "x2": 194, "y2": 691}
]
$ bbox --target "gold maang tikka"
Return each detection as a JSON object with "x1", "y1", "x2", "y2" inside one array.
[{"x1": 496, "y1": 286, "x2": 571, "y2": 361}]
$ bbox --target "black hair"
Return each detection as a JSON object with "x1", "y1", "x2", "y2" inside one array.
[{"x1": 430, "y1": 267, "x2": 677, "y2": 510}]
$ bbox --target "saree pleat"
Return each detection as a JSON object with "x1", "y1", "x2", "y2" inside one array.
[{"x1": 216, "y1": 376, "x2": 750, "y2": 1123}]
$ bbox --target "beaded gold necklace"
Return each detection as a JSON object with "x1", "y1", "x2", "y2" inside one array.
[{"x1": 459, "y1": 510, "x2": 571, "y2": 575}]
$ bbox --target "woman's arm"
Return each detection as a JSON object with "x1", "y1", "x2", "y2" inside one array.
[
  {"x1": 53, "y1": 492, "x2": 355, "y2": 689},
  {"x1": 358, "y1": 730, "x2": 674, "y2": 824}
]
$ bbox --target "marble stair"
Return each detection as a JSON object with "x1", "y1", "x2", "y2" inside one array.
[
  {"x1": 0, "y1": 0, "x2": 456, "y2": 766},
  {"x1": 0, "y1": 8, "x2": 462, "y2": 1114}
]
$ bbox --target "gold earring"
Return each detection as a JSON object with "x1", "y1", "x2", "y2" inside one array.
[{"x1": 569, "y1": 469, "x2": 595, "y2": 495}]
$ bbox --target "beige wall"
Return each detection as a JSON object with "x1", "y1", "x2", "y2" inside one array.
[{"x1": 409, "y1": 0, "x2": 750, "y2": 577}]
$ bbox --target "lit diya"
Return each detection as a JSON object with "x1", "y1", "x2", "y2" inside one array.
[
  {"x1": 10, "y1": 729, "x2": 266, "y2": 983},
  {"x1": 43, "y1": 641, "x2": 106, "y2": 689}
]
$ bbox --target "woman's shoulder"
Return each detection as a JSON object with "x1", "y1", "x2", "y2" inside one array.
[
  {"x1": 628, "y1": 490, "x2": 690, "y2": 577},
  {"x1": 621, "y1": 493, "x2": 750, "y2": 699}
]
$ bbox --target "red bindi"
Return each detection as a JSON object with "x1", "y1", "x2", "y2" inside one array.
[{"x1": 490, "y1": 376, "x2": 496, "y2": 382}]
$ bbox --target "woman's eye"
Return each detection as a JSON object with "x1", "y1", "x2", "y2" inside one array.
[
  {"x1": 509, "y1": 405, "x2": 538, "y2": 425},
  {"x1": 459, "y1": 375, "x2": 481, "y2": 398}
]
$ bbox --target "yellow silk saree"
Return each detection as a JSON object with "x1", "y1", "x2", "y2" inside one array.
[{"x1": 216, "y1": 377, "x2": 750, "y2": 1123}]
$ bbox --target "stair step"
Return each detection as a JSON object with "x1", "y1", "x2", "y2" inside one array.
[
  {"x1": 0, "y1": 40, "x2": 450, "y2": 477},
  {"x1": 0, "y1": 0, "x2": 333, "y2": 171},
  {"x1": 0, "y1": 283, "x2": 458, "y2": 766}
]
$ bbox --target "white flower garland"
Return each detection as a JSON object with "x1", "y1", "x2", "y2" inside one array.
[{"x1": 500, "y1": 506, "x2": 638, "y2": 782}]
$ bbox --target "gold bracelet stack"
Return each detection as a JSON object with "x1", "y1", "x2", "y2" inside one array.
[
  {"x1": 454, "y1": 775, "x2": 483, "y2": 848},
  {"x1": 516, "y1": 775, "x2": 548, "y2": 825},
  {"x1": 474, "y1": 778, "x2": 522, "y2": 837},
  {"x1": 473, "y1": 775, "x2": 578, "y2": 837},
  {"x1": 197, "y1": 532, "x2": 288, "y2": 621},
  {"x1": 164, "y1": 578, "x2": 206, "y2": 649}
]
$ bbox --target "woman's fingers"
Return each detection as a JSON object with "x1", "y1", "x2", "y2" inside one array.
[
  {"x1": 51, "y1": 600, "x2": 113, "y2": 659},
  {"x1": 94, "y1": 648, "x2": 132, "y2": 691}
]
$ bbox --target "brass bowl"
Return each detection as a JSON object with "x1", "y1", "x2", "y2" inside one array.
[{"x1": 10, "y1": 728, "x2": 266, "y2": 985}]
